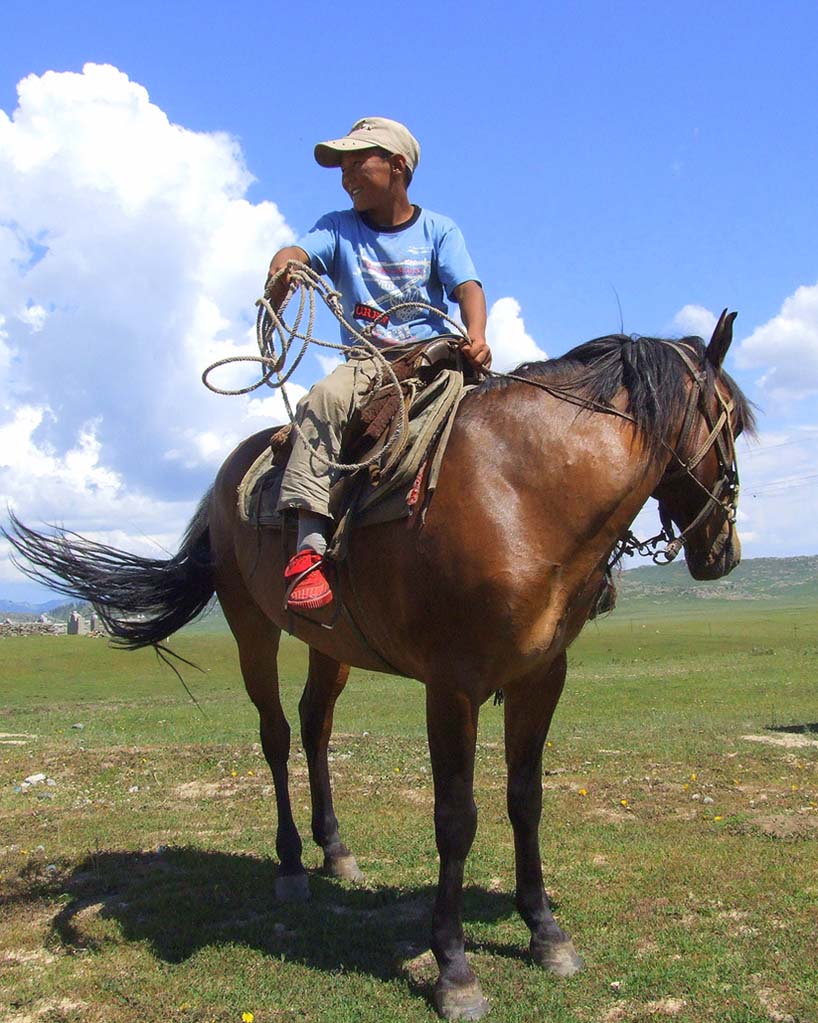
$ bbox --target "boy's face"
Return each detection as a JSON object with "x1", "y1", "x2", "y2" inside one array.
[{"x1": 340, "y1": 149, "x2": 397, "y2": 213}]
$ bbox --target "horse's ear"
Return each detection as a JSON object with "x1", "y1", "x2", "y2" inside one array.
[{"x1": 705, "y1": 309, "x2": 737, "y2": 369}]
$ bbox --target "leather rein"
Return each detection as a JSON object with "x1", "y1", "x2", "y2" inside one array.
[{"x1": 494, "y1": 340, "x2": 740, "y2": 566}]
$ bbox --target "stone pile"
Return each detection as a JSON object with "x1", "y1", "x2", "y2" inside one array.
[{"x1": 0, "y1": 620, "x2": 65, "y2": 637}]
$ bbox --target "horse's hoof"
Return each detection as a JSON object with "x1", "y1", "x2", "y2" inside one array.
[
  {"x1": 275, "y1": 871, "x2": 310, "y2": 902},
  {"x1": 433, "y1": 979, "x2": 489, "y2": 1021},
  {"x1": 530, "y1": 937, "x2": 584, "y2": 977},
  {"x1": 324, "y1": 853, "x2": 364, "y2": 882}
]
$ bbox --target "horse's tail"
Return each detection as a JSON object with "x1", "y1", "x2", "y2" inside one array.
[{"x1": 3, "y1": 489, "x2": 216, "y2": 650}]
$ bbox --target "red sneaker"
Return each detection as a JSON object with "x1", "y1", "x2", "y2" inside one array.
[{"x1": 284, "y1": 549, "x2": 333, "y2": 610}]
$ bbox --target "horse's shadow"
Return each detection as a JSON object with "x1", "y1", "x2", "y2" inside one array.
[
  {"x1": 45, "y1": 847, "x2": 538, "y2": 992},
  {"x1": 767, "y1": 722, "x2": 818, "y2": 735}
]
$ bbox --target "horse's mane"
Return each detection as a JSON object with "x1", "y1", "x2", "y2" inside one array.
[{"x1": 475, "y1": 334, "x2": 756, "y2": 461}]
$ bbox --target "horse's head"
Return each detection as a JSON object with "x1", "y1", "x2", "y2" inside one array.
[{"x1": 652, "y1": 311, "x2": 755, "y2": 581}]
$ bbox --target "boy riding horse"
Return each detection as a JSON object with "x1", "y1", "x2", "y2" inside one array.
[{"x1": 266, "y1": 117, "x2": 491, "y2": 610}]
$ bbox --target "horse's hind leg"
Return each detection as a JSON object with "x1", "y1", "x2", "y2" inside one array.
[
  {"x1": 219, "y1": 587, "x2": 308, "y2": 901},
  {"x1": 426, "y1": 683, "x2": 489, "y2": 1021},
  {"x1": 299, "y1": 648, "x2": 363, "y2": 881},
  {"x1": 504, "y1": 653, "x2": 584, "y2": 976}
]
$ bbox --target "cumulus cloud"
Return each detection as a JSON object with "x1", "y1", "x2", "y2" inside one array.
[
  {"x1": 486, "y1": 296, "x2": 547, "y2": 372},
  {"x1": 0, "y1": 63, "x2": 311, "y2": 593},
  {"x1": 672, "y1": 304, "x2": 717, "y2": 339},
  {"x1": 735, "y1": 281, "x2": 818, "y2": 402},
  {"x1": 622, "y1": 426, "x2": 818, "y2": 565},
  {"x1": 735, "y1": 426, "x2": 818, "y2": 554}
]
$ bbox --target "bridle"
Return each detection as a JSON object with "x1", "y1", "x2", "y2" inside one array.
[
  {"x1": 495, "y1": 338, "x2": 741, "y2": 566},
  {"x1": 620, "y1": 340, "x2": 740, "y2": 565}
]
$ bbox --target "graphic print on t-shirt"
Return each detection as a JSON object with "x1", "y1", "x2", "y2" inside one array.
[{"x1": 359, "y1": 252, "x2": 432, "y2": 325}]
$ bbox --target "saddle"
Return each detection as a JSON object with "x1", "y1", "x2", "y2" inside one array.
[{"x1": 238, "y1": 336, "x2": 474, "y2": 556}]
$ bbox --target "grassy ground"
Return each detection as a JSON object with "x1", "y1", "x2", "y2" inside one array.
[{"x1": 1, "y1": 602, "x2": 816, "y2": 1022}]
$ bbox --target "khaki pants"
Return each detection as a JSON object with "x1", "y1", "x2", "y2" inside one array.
[{"x1": 277, "y1": 351, "x2": 384, "y2": 518}]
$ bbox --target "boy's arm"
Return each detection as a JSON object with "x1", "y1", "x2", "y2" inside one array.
[
  {"x1": 453, "y1": 280, "x2": 492, "y2": 370},
  {"x1": 265, "y1": 245, "x2": 310, "y2": 309}
]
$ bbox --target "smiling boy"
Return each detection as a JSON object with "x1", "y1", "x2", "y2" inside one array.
[{"x1": 266, "y1": 117, "x2": 490, "y2": 610}]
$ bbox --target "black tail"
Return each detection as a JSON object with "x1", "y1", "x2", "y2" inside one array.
[{"x1": 3, "y1": 490, "x2": 215, "y2": 650}]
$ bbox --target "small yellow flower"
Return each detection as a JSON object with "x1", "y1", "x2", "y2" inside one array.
[
  {"x1": 179, "y1": 1003, "x2": 191, "y2": 1011},
  {"x1": 690, "y1": 773, "x2": 697, "y2": 782},
  {"x1": 394, "y1": 767, "x2": 401, "y2": 773},
  {"x1": 620, "y1": 799, "x2": 629, "y2": 808},
  {"x1": 791, "y1": 784, "x2": 798, "y2": 792},
  {"x1": 242, "y1": 1013, "x2": 254, "y2": 1023},
  {"x1": 578, "y1": 788, "x2": 588, "y2": 797},
  {"x1": 546, "y1": 742, "x2": 553, "y2": 748},
  {"x1": 683, "y1": 783, "x2": 689, "y2": 791},
  {"x1": 714, "y1": 816, "x2": 723, "y2": 821},
  {"x1": 247, "y1": 770, "x2": 254, "y2": 777},
  {"x1": 231, "y1": 770, "x2": 238, "y2": 777}
]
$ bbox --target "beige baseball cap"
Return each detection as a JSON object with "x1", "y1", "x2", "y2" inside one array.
[{"x1": 314, "y1": 117, "x2": 421, "y2": 173}]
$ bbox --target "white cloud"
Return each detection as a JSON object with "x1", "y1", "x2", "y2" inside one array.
[
  {"x1": 735, "y1": 281, "x2": 818, "y2": 402},
  {"x1": 735, "y1": 426, "x2": 818, "y2": 555},
  {"x1": 315, "y1": 353, "x2": 344, "y2": 376},
  {"x1": 18, "y1": 303, "x2": 47, "y2": 332},
  {"x1": 0, "y1": 406, "x2": 120, "y2": 502},
  {"x1": 623, "y1": 427, "x2": 818, "y2": 565},
  {"x1": 486, "y1": 296, "x2": 547, "y2": 372},
  {"x1": 672, "y1": 304, "x2": 716, "y2": 339},
  {"x1": 0, "y1": 63, "x2": 304, "y2": 591}
]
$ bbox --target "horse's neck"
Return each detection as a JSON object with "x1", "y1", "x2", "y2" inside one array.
[{"x1": 506, "y1": 385, "x2": 665, "y2": 557}]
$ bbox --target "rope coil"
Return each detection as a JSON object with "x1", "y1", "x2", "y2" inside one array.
[{"x1": 201, "y1": 261, "x2": 470, "y2": 474}]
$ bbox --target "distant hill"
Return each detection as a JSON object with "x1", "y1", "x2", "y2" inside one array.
[
  {"x1": 615, "y1": 554, "x2": 818, "y2": 606},
  {"x1": 0, "y1": 597, "x2": 67, "y2": 615},
  {"x1": 2, "y1": 557, "x2": 815, "y2": 627},
  {"x1": 0, "y1": 598, "x2": 99, "y2": 622}
]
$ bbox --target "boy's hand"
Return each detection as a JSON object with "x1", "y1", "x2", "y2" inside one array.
[{"x1": 461, "y1": 334, "x2": 492, "y2": 370}]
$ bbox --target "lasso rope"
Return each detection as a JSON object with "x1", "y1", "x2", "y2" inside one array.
[{"x1": 201, "y1": 261, "x2": 470, "y2": 474}]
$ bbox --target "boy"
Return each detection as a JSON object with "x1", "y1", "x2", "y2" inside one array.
[{"x1": 266, "y1": 117, "x2": 490, "y2": 609}]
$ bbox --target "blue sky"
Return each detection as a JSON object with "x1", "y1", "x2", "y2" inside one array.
[{"x1": 2, "y1": 1, "x2": 817, "y2": 600}]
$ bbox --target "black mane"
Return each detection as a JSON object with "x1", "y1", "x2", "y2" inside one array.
[{"x1": 475, "y1": 334, "x2": 756, "y2": 461}]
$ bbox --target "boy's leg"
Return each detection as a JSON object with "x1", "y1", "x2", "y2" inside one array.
[{"x1": 278, "y1": 354, "x2": 381, "y2": 608}]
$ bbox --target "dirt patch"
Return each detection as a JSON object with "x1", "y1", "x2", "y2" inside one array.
[
  {"x1": 0, "y1": 948, "x2": 56, "y2": 967},
  {"x1": 399, "y1": 786, "x2": 432, "y2": 807},
  {"x1": 756, "y1": 986, "x2": 795, "y2": 1023},
  {"x1": 173, "y1": 779, "x2": 243, "y2": 799},
  {"x1": 601, "y1": 998, "x2": 686, "y2": 1022},
  {"x1": 754, "y1": 813, "x2": 818, "y2": 839},
  {"x1": 1, "y1": 999, "x2": 86, "y2": 1023},
  {"x1": 0, "y1": 732, "x2": 35, "y2": 746},
  {"x1": 589, "y1": 807, "x2": 637, "y2": 824},
  {"x1": 742, "y1": 733, "x2": 818, "y2": 749},
  {"x1": 647, "y1": 999, "x2": 686, "y2": 1016}
]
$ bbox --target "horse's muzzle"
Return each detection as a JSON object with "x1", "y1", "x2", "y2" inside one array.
[{"x1": 686, "y1": 520, "x2": 741, "y2": 580}]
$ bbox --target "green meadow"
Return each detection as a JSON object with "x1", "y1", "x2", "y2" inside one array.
[{"x1": 1, "y1": 599, "x2": 816, "y2": 1022}]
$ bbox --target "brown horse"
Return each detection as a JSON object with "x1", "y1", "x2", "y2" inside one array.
[{"x1": 5, "y1": 311, "x2": 754, "y2": 1020}]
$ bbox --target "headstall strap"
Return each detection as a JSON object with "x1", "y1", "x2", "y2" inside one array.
[{"x1": 612, "y1": 340, "x2": 740, "y2": 569}]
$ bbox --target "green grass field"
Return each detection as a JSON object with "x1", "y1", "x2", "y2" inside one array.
[{"x1": 1, "y1": 601, "x2": 816, "y2": 1022}]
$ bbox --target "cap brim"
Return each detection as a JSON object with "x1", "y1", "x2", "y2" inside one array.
[{"x1": 314, "y1": 138, "x2": 379, "y2": 168}]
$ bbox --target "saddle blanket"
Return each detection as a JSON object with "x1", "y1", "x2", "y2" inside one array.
[{"x1": 237, "y1": 368, "x2": 470, "y2": 534}]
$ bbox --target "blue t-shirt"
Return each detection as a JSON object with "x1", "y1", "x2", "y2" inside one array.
[{"x1": 296, "y1": 206, "x2": 480, "y2": 347}]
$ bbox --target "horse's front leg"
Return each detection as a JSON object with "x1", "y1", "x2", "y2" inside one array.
[
  {"x1": 299, "y1": 648, "x2": 363, "y2": 881},
  {"x1": 504, "y1": 653, "x2": 584, "y2": 976},
  {"x1": 219, "y1": 585, "x2": 308, "y2": 901},
  {"x1": 426, "y1": 684, "x2": 488, "y2": 1022}
]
